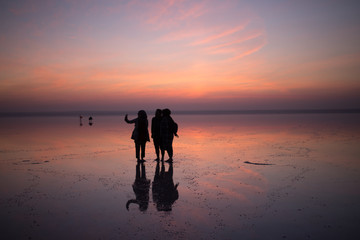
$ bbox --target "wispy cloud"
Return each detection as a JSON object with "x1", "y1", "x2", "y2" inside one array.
[
  {"x1": 6, "y1": 0, "x2": 359, "y2": 111},
  {"x1": 190, "y1": 22, "x2": 249, "y2": 46},
  {"x1": 157, "y1": 28, "x2": 208, "y2": 42},
  {"x1": 227, "y1": 37, "x2": 267, "y2": 62},
  {"x1": 205, "y1": 30, "x2": 264, "y2": 52},
  {"x1": 139, "y1": 0, "x2": 267, "y2": 62},
  {"x1": 130, "y1": 0, "x2": 208, "y2": 29}
]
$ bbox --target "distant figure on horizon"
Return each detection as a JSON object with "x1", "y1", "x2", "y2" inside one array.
[
  {"x1": 79, "y1": 115, "x2": 83, "y2": 126},
  {"x1": 126, "y1": 161, "x2": 150, "y2": 212},
  {"x1": 151, "y1": 109, "x2": 162, "y2": 161},
  {"x1": 152, "y1": 160, "x2": 179, "y2": 211},
  {"x1": 89, "y1": 116, "x2": 93, "y2": 126},
  {"x1": 125, "y1": 110, "x2": 150, "y2": 161},
  {"x1": 160, "y1": 108, "x2": 178, "y2": 162}
]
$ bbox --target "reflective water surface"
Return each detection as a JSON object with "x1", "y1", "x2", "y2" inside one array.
[{"x1": 1, "y1": 114, "x2": 360, "y2": 239}]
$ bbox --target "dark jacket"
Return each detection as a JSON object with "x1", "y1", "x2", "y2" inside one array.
[
  {"x1": 151, "y1": 116, "x2": 162, "y2": 140},
  {"x1": 160, "y1": 116, "x2": 177, "y2": 147},
  {"x1": 126, "y1": 117, "x2": 150, "y2": 142}
]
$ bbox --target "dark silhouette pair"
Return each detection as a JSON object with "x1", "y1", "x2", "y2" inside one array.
[
  {"x1": 126, "y1": 161, "x2": 179, "y2": 212},
  {"x1": 151, "y1": 108, "x2": 178, "y2": 162}
]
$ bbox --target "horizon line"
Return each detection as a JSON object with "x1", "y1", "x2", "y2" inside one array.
[{"x1": 1, "y1": 108, "x2": 360, "y2": 117}]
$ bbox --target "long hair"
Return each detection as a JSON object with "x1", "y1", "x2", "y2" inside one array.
[
  {"x1": 138, "y1": 110, "x2": 147, "y2": 119},
  {"x1": 155, "y1": 109, "x2": 162, "y2": 118}
]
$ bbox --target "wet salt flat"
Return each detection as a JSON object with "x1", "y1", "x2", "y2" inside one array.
[{"x1": 1, "y1": 113, "x2": 360, "y2": 239}]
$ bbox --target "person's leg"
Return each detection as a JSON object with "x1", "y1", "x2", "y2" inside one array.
[
  {"x1": 160, "y1": 146, "x2": 165, "y2": 161},
  {"x1": 141, "y1": 142, "x2": 146, "y2": 160},
  {"x1": 135, "y1": 141, "x2": 140, "y2": 160},
  {"x1": 154, "y1": 139, "x2": 160, "y2": 160},
  {"x1": 168, "y1": 145, "x2": 173, "y2": 160}
]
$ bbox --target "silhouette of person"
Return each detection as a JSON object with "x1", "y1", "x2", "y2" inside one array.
[
  {"x1": 89, "y1": 116, "x2": 93, "y2": 126},
  {"x1": 125, "y1": 110, "x2": 150, "y2": 161},
  {"x1": 126, "y1": 162, "x2": 150, "y2": 212},
  {"x1": 151, "y1": 109, "x2": 162, "y2": 161},
  {"x1": 160, "y1": 108, "x2": 178, "y2": 162},
  {"x1": 152, "y1": 161, "x2": 179, "y2": 211}
]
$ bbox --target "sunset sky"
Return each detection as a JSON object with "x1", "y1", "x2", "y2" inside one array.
[{"x1": 1, "y1": 0, "x2": 359, "y2": 112}]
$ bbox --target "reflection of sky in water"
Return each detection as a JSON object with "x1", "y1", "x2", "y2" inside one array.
[{"x1": 0, "y1": 114, "x2": 360, "y2": 239}]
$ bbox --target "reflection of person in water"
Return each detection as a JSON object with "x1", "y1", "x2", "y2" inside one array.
[
  {"x1": 152, "y1": 161, "x2": 179, "y2": 211},
  {"x1": 126, "y1": 162, "x2": 150, "y2": 212}
]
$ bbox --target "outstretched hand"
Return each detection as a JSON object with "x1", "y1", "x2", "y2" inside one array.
[{"x1": 175, "y1": 133, "x2": 179, "y2": 138}]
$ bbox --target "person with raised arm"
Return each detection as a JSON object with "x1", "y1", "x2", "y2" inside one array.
[{"x1": 125, "y1": 110, "x2": 150, "y2": 162}]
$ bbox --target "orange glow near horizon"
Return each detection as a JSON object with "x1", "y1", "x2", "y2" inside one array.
[{"x1": 1, "y1": 0, "x2": 360, "y2": 111}]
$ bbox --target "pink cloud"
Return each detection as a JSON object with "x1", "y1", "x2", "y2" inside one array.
[
  {"x1": 205, "y1": 30, "x2": 264, "y2": 52},
  {"x1": 228, "y1": 38, "x2": 267, "y2": 61},
  {"x1": 131, "y1": 0, "x2": 207, "y2": 29},
  {"x1": 176, "y1": 1, "x2": 208, "y2": 21},
  {"x1": 190, "y1": 22, "x2": 249, "y2": 46},
  {"x1": 157, "y1": 27, "x2": 208, "y2": 42},
  {"x1": 126, "y1": 0, "x2": 265, "y2": 62}
]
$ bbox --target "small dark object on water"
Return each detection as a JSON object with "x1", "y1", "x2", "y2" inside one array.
[
  {"x1": 79, "y1": 115, "x2": 83, "y2": 126},
  {"x1": 244, "y1": 161, "x2": 274, "y2": 165}
]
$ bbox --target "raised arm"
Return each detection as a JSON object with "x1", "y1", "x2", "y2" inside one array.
[{"x1": 124, "y1": 114, "x2": 137, "y2": 124}]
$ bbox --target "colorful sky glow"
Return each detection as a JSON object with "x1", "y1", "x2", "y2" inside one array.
[{"x1": 1, "y1": 0, "x2": 359, "y2": 111}]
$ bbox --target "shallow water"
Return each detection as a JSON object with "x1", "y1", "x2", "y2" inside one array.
[{"x1": 1, "y1": 114, "x2": 360, "y2": 239}]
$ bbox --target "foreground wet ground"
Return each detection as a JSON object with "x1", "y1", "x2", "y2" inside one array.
[{"x1": 1, "y1": 114, "x2": 360, "y2": 239}]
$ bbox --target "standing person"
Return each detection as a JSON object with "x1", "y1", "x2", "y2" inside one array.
[
  {"x1": 160, "y1": 108, "x2": 178, "y2": 162},
  {"x1": 125, "y1": 110, "x2": 150, "y2": 162},
  {"x1": 151, "y1": 109, "x2": 162, "y2": 161}
]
